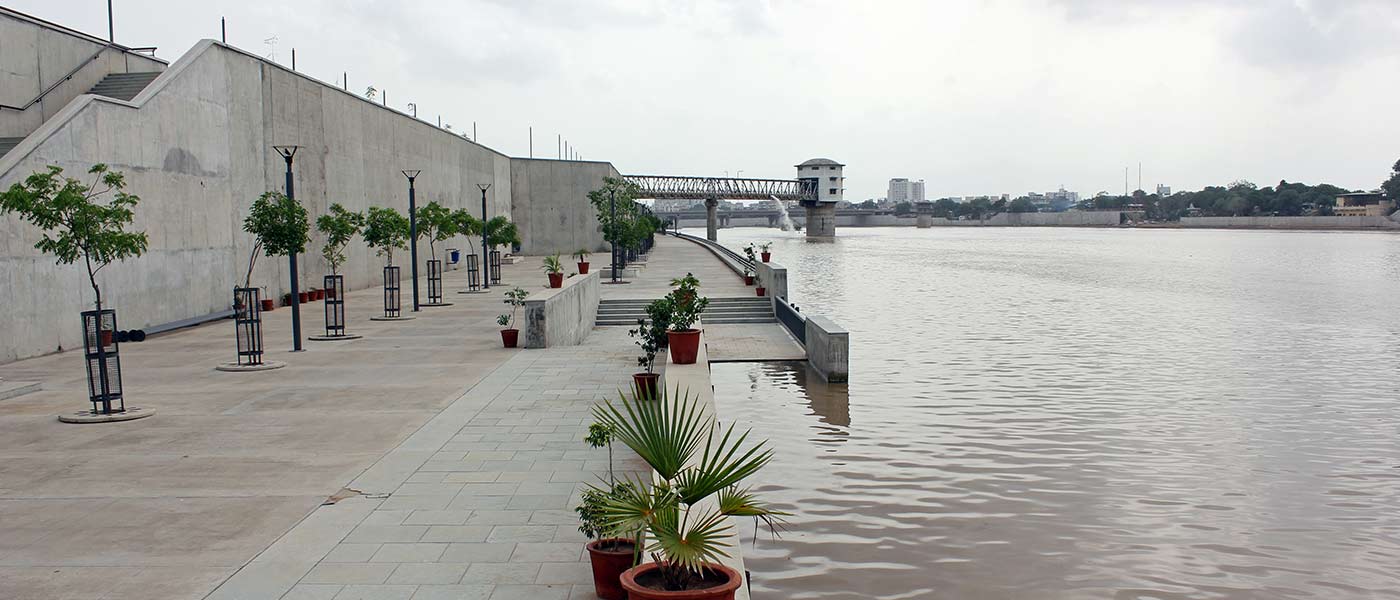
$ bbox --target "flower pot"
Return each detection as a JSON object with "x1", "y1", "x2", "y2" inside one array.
[
  {"x1": 578, "y1": 261, "x2": 590, "y2": 274},
  {"x1": 283, "y1": 293, "x2": 293, "y2": 307},
  {"x1": 98, "y1": 329, "x2": 114, "y2": 348},
  {"x1": 633, "y1": 372, "x2": 660, "y2": 401},
  {"x1": 761, "y1": 251, "x2": 771, "y2": 262},
  {"x1": 500, "y1": 328, "x2": 519, "y2": 348},
  {"x1": 260, "y1": 299, "x2": 275, "y2": 312},
  {"x1": 314, "y1": 289, "x2": 324, "y2": 300},
  {"x1": 743, "y1": 275, "x2": 754, "y2": 286},
  {"x1": 620, "y1": 562, "x2": 742, "y2": 600},
  {"x1": 667, "y1": 329, "x2": 701, "y2": 365},
  {"x1": 586, "y1": 538, "x2": 637, "y2": 600},
  {"x1": 325, "y1": 287, "x2": 336, "y2": 299},
  {"x1": 548, "y1": 272, "x2": 564, "y2": 288},
  {"x1": 298, "y1": 292, "x2": 309, "y2": 303},
  {"x1": 756, "y1": 287, "x2": 766, "y2": 297}
]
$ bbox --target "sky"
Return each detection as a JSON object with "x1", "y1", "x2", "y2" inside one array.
[{"x1": 13, "y1": 0, "x2": 1400, "y2": 200}]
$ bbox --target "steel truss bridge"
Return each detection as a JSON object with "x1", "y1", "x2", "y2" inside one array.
[{"x1": 623, "y1": 175, "x2": 818, "y2": 203}]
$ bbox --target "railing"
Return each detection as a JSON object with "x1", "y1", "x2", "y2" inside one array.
[
  {"x1": 625, "y1": 174, "x2": 817, "y2": 202},
  {"x1": 669, "y1": 230, "x2": 753, "y2": 277},
  {"x1": 774, "y1": 296, "x2": 806, "y2": 344},
  {"x1": 0, "y1": 34, "x2": 164, "y2": 112}
]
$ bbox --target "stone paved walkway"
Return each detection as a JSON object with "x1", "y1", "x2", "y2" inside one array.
[
  {"x1": 601, "y1": 236, "x2": 749, "y2": 301},
  {"x1": 209, "y1": 327, "x2": 648, "y2": 600}
]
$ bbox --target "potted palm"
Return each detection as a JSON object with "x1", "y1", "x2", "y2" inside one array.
[
  {"x1": 665, "y1": 283, "x2": 708, "y2": 365},
  {"x1": 578, "y1": 421, "x2": 640, "y2": 600},
  {"x1": 759, "y1": 241, "x2": 772, "y2": 262},
  {"x1": 575, "y1": 248, "x2": 591, "y2": 274},
  {"x1": 742, "y1": 265, "x2": 754, "y2": 286},
  {"x1": 592, "y1": 389, "x2": 786, "y2": 600},
  {"x1": 498, "y1": 286, "x2": 528, "y2": 347},
  {"x1": 542, "y1": 254, "x2": 565, "y2": 288},
  {"x1": 754, "y1": 270, "x2": 766, "y2": 297},
  {"x1": 628, "y1": 297, "x2": 670, "y2": 400}
]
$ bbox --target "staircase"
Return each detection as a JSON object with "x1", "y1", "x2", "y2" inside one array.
[
  {"x1": 87, "y1": 72, "x2": 162, "y2": 101},
  {"x1": 0, "y1": 137, "x2": 22, "y2": 158},
  {"x1": 597, "y1": 297, "x2": 776, "y2": 326}
]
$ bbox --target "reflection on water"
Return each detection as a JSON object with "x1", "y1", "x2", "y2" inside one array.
[{"x1": 705, "y1": 227, "x2": 1400, "y2": 599}]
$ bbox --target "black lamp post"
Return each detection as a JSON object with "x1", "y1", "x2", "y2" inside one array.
[
  {"x1": 273, "y1": 145, "x2": 303, "y2": 351},
  {"x1": 403, "y1": 170, "x2": 422, "y2": 311},
  {"x1": 478, "y1": 183, "x2": 491, "y2": 290},
  {"x1": 609, "y1": 188, "x2": 618, "y2": 283}
]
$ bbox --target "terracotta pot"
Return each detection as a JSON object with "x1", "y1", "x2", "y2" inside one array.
[
  {"x1": 260, "y1": 299, "x2": 275, "y2": 312},
  {"x1": 500, "y1": 329, "x2": 519, "y2": 348},
  {"x1": 633, "y1": 372, "x2": 660, "y2": 401},
  {"x1": 283, "y1": 293, "x2": 293, "y2": 307},
  {"x1": 326, "y1": 288, "x2": 336, "y2": 299},
  {"x1": 548, "y1": 272, "x2": 564, "y2": 288},
  {"x1": 743, "y1": 275, "x2": 754, "y2": 286},
  {"x1": 761, "y1": 252, "x2": 771, "y2": 262},
  {"x1": 578, "y1": 262, "x2": 590, "y2": 274},
  {"x1": 756, "y1": 287, "x2": 766, "y2": 297},
  {"x1": 316, "y1": 289, "x2": 325, "y2": 300},
  {"x1": 298, "y1": 292, "x2": 309, "y2": 303},
  {"x1": 667, "y1": 329, "x2": 701, "y2": 365},
  {"x1": 587, "y1": 539, "x2": 637, "y2": 600},
  {"x1": 98, "y1": 329, "x2": 114, "y2": 348},
  {"x1": 620, "y1": 562, "x2": 742, "y2": 600}
]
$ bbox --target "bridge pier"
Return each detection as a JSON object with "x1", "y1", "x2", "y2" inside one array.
[
  {"x1": 705, "y1": 198, "x2": 718, "y2": 241},
  {"x1": 805, "y1": 202, "x2": 836, "y2": 240},
  {"x1": 916, "y1": 201, "x2": 934, "y2": 228}
]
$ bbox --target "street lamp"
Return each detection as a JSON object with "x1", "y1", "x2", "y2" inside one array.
[
  {"x1": 609, "y1": 188, "x2": 618, "y2": 283},
  {"x1": 477, "y1": 183, "x2": 491, "y2": 289},
  {"x1": 403, "y1": 170, "x2": 422, "y2": 312},
  {"x1": 272, "y1": 145, "x2": 303, "y2": 351}
]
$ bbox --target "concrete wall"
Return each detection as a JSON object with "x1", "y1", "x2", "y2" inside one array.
[
  {"x1": 0, "y1": 8, "x2": 166, "y2": 138},
  {"x1": 509, "y1": 158, "x2": 617, "y2": 256},
  {"x1": 1180, "y1": 215, "x2": 1400, "y2": 229},
  {"x1": 805, "y1": 315, "x2": 848, "y2": 383},
  {"x1": 522, "y1": 272, "x2": 599, "y2": 348},
  {"x1": 754, "y1": 259, "x2": 788, "y2": 300}
]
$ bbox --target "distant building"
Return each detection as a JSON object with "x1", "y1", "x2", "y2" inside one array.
[
  {"x1": 1156, "y1": 184, "x2": 1171, "y2": 196},
  {"x1": 1334, "y1": 191, "x2": 1394, "y2": 217},
  {"x1": 654, "y1": 198, "x2": 702, "y2": 212},
  {"x1": 797, "y1": 158, "x2": 845, "y2": 203},
  {"x1": 911, "y1": 180, "x2": 925, "y2": 202},
  {"x1": 887, "y1": 178, "x2": 926, "y2": 203}
]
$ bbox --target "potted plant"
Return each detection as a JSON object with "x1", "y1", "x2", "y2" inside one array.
[
  {"x1": 665, "y1": 282, "x2": 708, "y2": 365},
  {"x1": 759, "y1": 241, "x2": 772, "y2": 262},
  {"x1": 755, "y1": 271, "x2": 766, "y2": 297},
  {"x1": 575, "y1": 248, "x2": 591, "y2": 274},
  {"x1": 669, "y1": 273, "x2": 700, "y2": 307},
  {"x1": 1, "y1": 164, "x2": 148, "y2": 414},
  {"x1": 628, "y1": 297, "x2": 670, "y2": 400},
  {"x1": 498, "y1": 286, "x2": 528, "y2": 347},
  {"x1": 742, "y1": 265, "x2": 754, "y2": 286},
  {"x1": 592, "y1": 389, "x2": 786, "y2": 600},
  {"x1": 542, "y1": 253, "x2": 565, "y2": 288},
  {"x1": 579, "y1": 421, "x2": 640, "y2": 600}
]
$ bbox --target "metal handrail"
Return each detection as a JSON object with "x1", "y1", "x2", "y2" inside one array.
[
  {"x1": 669, "y1": 230, "x2": 754, "y2": 275},
  {"x1": 0, "y1": 44, "x2": 152, "y2": 112},
  {"x1": 774, "y1": 295, "x2": 806, "y2": 344}
]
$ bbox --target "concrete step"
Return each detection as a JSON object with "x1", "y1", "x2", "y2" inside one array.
[
  {"x1": 88, "y1": 72, "x2": 161, "y2": 101},
  {"x1": 0, "y1": 137, "x2": 23, "y2": 158}
]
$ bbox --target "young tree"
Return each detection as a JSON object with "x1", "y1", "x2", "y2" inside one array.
[
  {"x1": 587, "y1": 176, "x2": 642, "y2": 247},
  {"x1": 483, "y1": 216, "x2": 520, "y2": 252},
  {"x1": 0, "y1": 164, "x2": 148, "y2": 313},
  {"x1": 315, "y1": 203, "x2": 363, "y2": 276},
  {"x1": 450, "y1": 208, "x2": 483, "y2": 255},
  {"x1": 415, "y1": 201, "x2": 454, "y2": 262},
  {"x1": 362, "y1": 206, "x2": 409, "y2": 266},
  {"x1": 1383, "y1": 158, "x2": 1400, "y2": 205},
  {"x1": 243, "y1": 191, "x2": 310, "y2": 288}
]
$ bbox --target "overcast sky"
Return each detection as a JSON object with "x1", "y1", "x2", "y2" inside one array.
[{"x1": 14, "y1": 0, "x2": 1400, "y2": 200}]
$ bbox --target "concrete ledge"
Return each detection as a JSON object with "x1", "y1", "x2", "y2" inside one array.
[
  {"x1": 0, "y1": 380, "x2": 41, "y2": 401},
  {"x1": 805, "y1": 315, "x2": 848, "y2": 382},
  {"x1": 755, "y1": 260, "x2": 788, "y2": 300},
  {"x1": 657, "y1": 325, "x2": 750, "y2": 600},
  {"x1": 522, "y1": 272, "x2": 600, "y2": 348}
]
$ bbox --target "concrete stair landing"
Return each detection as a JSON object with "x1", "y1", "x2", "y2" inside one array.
[
  {"x1": 0, "y1": 137, "x2": 23, "y2": 158},
  {"x1": 597, "y1": 296, "x2": 775, "y2": 326},
  {"x1": 87, "y1": 71, "x2": 161, "y2": 101}
]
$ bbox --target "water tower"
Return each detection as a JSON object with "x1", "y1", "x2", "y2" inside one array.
[{"x1": 796, "y1": 158, "x2": 844, "y2": 240}]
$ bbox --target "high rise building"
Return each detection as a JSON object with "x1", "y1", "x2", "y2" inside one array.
[{"x1": 887, "y1": 178, "x2": 925, "y2": 203}]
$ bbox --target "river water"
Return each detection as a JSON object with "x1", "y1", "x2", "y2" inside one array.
[{"x1": 700, "y1": 227, "x2": 1400, "y2": 600}]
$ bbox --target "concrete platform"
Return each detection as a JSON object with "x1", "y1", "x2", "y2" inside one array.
[
  {"x1": 0, "y1": 379, "x2": 41, "y2": 401},
  {"x1": 705, "y1": 323, "x2": 806, "y2": 362}
]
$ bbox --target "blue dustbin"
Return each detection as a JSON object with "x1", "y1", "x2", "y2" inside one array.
[{"x1": 449, "y1": 249, "x2": 460, "y2": 265}]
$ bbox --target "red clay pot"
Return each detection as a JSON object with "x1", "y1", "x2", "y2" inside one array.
[
  {"x1": 667, "y1": 329, "x2": 701, "y2": 365},
  {"x1": 260, "y1": 299, "x2": 275, "y2": 312},
  {"x1": 298, "y1": 292, "x2": 309, "y2": 303},
  {"x1": 633, "y1": 372, "x2": 660, "y2": 401},
  {"x1": 312, "y1": 289, "x2": 323, "y2": 301},
  {"x1": 620, "y1": 562, "x2": 742, "y2": 600},
  {"x1": 282, "y1": 293, "x2": 293, "y2": 307},
  {"x1": 587, "y1": 539, "x2": 636, "y2": 600},
  {"x1": 756, "y1": 287, "x2": 766, "y2": 297},
  {"x1": 326, "y1": 288, "x2": 336, "y2": 299},
  {"x1": 743, "y1": 275, "x2": 754, "y2": 286},
  {"x1": 98, "y1": 329, "x2": 114, "y2": 348},
  {"x1": 578, "y1": 262, "x2": 590, "y2": 274},
  {"x1": 548, "y1": 272, "x2": 564, "y2": 288},
  {"x1": 500, "y1": 329, "x2": 519, "y2": 348},
  {"x1": 761, "y1": 252, "x2": 771, "y2": 262}
]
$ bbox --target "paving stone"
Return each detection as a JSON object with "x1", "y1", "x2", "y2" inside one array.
[
  {"x1": 486, "y1": 525, "x2": 558, "y2": 543},
  {"x1": 509, "y1": 543, "x2": 585, "y2": 563},
  {"x1": 535, "y1": 562, "x2": 594, "y2": 585},
  {"x1": 331, "y1": 584, "x2": 418, "y2": 600},
  {"x1": 419, "y1": 526, "x2": 493, "y2": 543},
  {"x1": 460, "y1": 563, "x2": 542, "y2": 584},
  {"x1": 323, "y1": 543, "x2": 382, "y2": 563},
  {"x1": 302, "y1": 563, "x2": 398, "y2": 585},
  {"x1": 408, "y1": 584, "x2": 495, "y2": 600},
  {"x1": 387, "y1": 562, "x2": 469, "y2": 585},
  {"x1": 283, "y1": 584, "x2": 344, "y2": 600},
  {"x1": 403, "y1": 510, "x2": 472, "y2": 526},
  {"x1": 439, "y1": 542, "x2": 516, "y2": 563},
  {"x1": 488, "y1": 584, "x2": 572, "y2": 600},
  {"x1": 369, "y1": 543, "x2": 449, "y2": 563}
]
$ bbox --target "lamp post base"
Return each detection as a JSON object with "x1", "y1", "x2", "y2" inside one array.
[
  {"x1": 370, "y1": 315, "x2": 416, "y2": 321},
  {"x1": 58, "y1": 406, "x2": 155, "y2": 424},
  {"x1": 215, "y1": 361, "x2": 288, "y2": 372},
  {"x1": 308, "y1": 334, "x2": 363, "y2": 341}
]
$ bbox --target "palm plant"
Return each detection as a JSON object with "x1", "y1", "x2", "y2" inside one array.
[
  {"x1": 591, "y1": 388, "x2": 786, "y2": 591},
  {"x1": 574, "y1": 248, "x2": 591, "y2": 263},
  {"x1": 541, "y1": 253, "x2": 564, "y2": 274}
]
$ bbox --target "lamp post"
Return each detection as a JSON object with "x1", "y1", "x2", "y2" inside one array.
[
  {"x1": 403, "y1": 170, "x2": 422, "y2": 312},
  {"x1": 609, "y1": 188, "x2": 618, "y2": 283},
  {"x1": 478, "y1": 183, "x2": 491, "y2": 289},
  {"x1": 273, "y1": 145, "x2": 303, "y2": 351}
]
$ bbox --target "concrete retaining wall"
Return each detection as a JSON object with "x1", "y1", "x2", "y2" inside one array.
[
  {"x1": 928, "y1": 212, "x2": 1123, "y2": 227},
  {"x1": 805, "y1": 315, "x2": 848, "y2": 383},
  {"x1": 1180, "y1": 216, "x2": 1400, "y2": 229},
  {"x1": 522, "y1": 272, "x2": 599, "y2": 348},
  {"x1": 0, "y1": 8, "x2": 166, "y2": 138},
  {"x1": 754, "y1": 259, "x2": 788, "y2": 300},
  {"x1": 509, "y1": 158, "x2": 617, "y2": 256}
]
